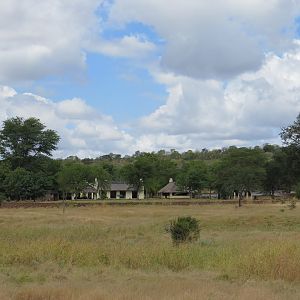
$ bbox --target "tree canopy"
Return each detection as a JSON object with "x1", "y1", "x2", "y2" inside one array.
[
  {"x1": 215, "y1": 147, "x2": 267, "y2": 202},
  {"x1": 281, "y1": 113, "x2": 300, "y2": 148},
  {"x1": 1, "y1": 114, "x2": 300, "y2": 201},
  {"x1": 0, "y1": 117, "x2": 60, "y2": 169}
]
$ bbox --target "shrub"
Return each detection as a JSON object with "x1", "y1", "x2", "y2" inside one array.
[
  {"x1": 166, "y1": 216, "x2": 200, "y2": 245},
  {"x1": 288, "y1": 198, "x2": 296, "y2": 210}
]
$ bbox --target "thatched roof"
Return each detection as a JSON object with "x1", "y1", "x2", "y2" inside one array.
[{"x1": 158, "y1": 181, "x2": 179, "y2": 194}]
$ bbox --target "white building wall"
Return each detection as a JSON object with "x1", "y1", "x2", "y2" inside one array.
[
  {"x1": 106, "y1": 190, "x2": 142, "y2": 199},
  {"x1": 126, "y1": 191, "x2": 132, "y2": 199},
  {"x1": 138, "y1": 190, "x2": 145, "y2": 200}
]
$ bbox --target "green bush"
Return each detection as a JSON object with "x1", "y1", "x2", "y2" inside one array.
[
  {"x1": 166, "y1": 216, "x2": 200, "y2": 245},
  {"x1": 288, "y1": 198, "x2": 297, "y2": 210}
]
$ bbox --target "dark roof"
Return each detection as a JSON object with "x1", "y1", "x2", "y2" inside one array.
[
  {"x1": 158, "y1": 182, "x2": 180, "y2": 194},
  {"x1": 83, "y1": 186, "x2": 97, "y2": 193},
  {"x1": 82, "y1": 182, "x2": 138, "y2": 192},
  {"x1": 109, "y1": 183, "x2": 136, "y2": 191},
  {"x1": 252, "y1": 192, "x2": 265, "y2": 196}
]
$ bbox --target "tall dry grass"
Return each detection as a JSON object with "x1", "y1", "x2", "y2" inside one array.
[{"x1": 1, "y1": 204, "x2": 300, "y2": 299}]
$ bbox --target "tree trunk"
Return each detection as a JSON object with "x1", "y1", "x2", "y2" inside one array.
[
  {"x1": 271, "y1": 188, "x2": 275, "y2": 199},
  {"x1": 63, "y1": 192, "x2": 66, "y2": 214},
  {"x1": 238, "y1": 192, "x2": 243, "y2": 207}
]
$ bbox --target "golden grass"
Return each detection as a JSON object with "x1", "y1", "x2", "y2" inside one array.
[{"x1": 1, "y1": 204, "x2": 300, "y2": 299}]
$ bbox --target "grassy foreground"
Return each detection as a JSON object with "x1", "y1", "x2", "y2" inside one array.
[{"x1": 1, "y1": 204, "x2": 300, "y2": 299}]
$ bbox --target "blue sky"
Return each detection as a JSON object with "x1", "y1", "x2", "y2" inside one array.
[
  {"x1": 16, "y1": 18, "x2": 166, "y2": 123},
  {"x1": 1, "y1": 1, "x2": 300, "y2": 157},
  {"x1": 26, "y1": 53, "x2": 167, "y2": 122}
]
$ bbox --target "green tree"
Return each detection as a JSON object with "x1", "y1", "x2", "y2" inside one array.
[
  {"x1": 215, "y1": 148, "x2": 267, "y2": 206},
  {"x1": 4, "y1": 168, "x2": 31, "y2": 200},
  {"x1": 3, "y1": 167, "x2": 54, "y2": 201},
  {"x1": 177, "y1": 161, "x2": 207, "y2": 198},
  {"x1": 57, "y1": 163, "x2": 91, "y2": 200},
  {"x1": 278, "y1": 115, "x2": 300, "y2": 189},
  {"x1": 206, "y1": 163, "x2": 218, "y2": 198},
  {"x1": 0, "y1": 161, "x2": 11, "y2": 195},
  {"x1": 264, "y1": 147, "x2": 296, "y2": 195},
  {"x1": 120, "y1": 162, "x2": 147, "y2": 198},
  {"x1": 0, "y1": 117, "x2": 60, "y2": 169},
  {"x1": 281, "y1": 113, "x2": 300, "y2": 147},
  {"x1": 295, "y1": 183, "x2": 300, "y2": 200},
  {"x1": 121, "y1": 153, "x2": 177, "y2": 198},
  {"x1": 90, "y1": 165, "x2": 111, "y2": 199}
]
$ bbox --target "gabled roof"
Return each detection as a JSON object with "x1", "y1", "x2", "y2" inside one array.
[
  {"x1": 83, "y1": 186, "x2": 97, "y2": 193},
  {"x1": 82, "y1": 182, "x2": 138, "y2": 193},
  {"x1": 158, "y1": 181, "x2": 179, "y2": 194},
  {"x1": 109, "y1": 183, "x2": 136, "y2": 191}
]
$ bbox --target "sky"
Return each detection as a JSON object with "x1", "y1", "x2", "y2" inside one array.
[{"x1": 1, "y1": 0, "x2": 300, "y2": 157}]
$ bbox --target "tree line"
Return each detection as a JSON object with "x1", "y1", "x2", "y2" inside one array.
[{"x1": 1, "y1": 115, "x2": 300, "y2": 201}]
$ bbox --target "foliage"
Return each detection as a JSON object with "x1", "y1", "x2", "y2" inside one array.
[
  {"x1": 121, "y1": 153, "x2": 177, "y2": 197},
  {"x1": 2, "y1": 115, "x2": 300, "y2": 201},
  {"x1": 177, "y1": 161, "x2": 207, "y2": 196},
  {"x1": 0, "y1": 117, "x2": 60, "y2": 169},
  {"x1": 281, "y1": 113, "x2": 300, "y2": 147},
  {"x1": 90, "y1": 165, "x2": 111, "y2": 199},
  {"x1": 296, "y1": 183, "x2": 300, "y2": 200},
  {"x1": 265, "y1": 148, "x2": 290, "y2": 195},
  {"x1": 215, "y1": 147, "x2": 267, "y2": 200},
  {"x1": 0, "y1": 192, "x2": 6, "y2": 204},
  {"x1": 288, "y1": 198, "x2": 297, "y2": 210},
  {"x1": 57, "y1": 163, "x2": 93, "y2": 198},
  {"x1": 0, "y1": 161, "x2": 11, "y2": 194},
  {"x1": 166, "y1": 216, "x2": 200, "y2": 245},
  {"x1": 3, "y1": 168, "x2": 51, "y2": 200}
]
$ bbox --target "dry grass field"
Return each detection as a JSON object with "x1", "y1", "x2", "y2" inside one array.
[{"x1": 1, "y1": 204, "x2": 300, "y2": 299}]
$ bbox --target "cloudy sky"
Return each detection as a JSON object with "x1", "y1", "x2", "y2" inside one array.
[{"x1": 1, "y1": 0, "x2": 300, "y2": 157}]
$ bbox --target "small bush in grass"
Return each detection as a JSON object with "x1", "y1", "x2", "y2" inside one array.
[
  {"x1": 288, "y1": 198, "x2": 296, "y2": 210},
  {"x1": 166, "y1": 216, "x2": 200, "y2": 245}
]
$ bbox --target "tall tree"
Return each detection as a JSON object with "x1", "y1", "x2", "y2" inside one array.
[
  {"x1": 90, "y1": 165, "x2": 111, "y2": 199},
  {"x1": 215, "y1": 148, "x2": 267, "y2": 206},
  {"x1": 264, "y1": 147, "x2": 297, "y2": 194},
  {"x1": 177, "y1": 161, "x2": 208, "y2": 197},
  {"x1": 121, "y1": 153, "x2": 177, "y2": 198},
  {"x1": 280, "y1": 113, "x2": 300, "y2": 147},
  {"x1": 279, "y1": 114, "x2": 300, "y2": 190},
  {"x1": 57, "y1": 163, "x2": 91, "y2": 199},
  {"x1": 0, "y1": 117, "x2": 60, "y2": 169},
  {"x1": 0, "y1": 161, "x2": 11, "y2": 198}
]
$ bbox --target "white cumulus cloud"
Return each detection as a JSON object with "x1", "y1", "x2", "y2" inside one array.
[
  {"x1": 108, "y1": 0, "x2": 300, "y2": 79},
  {"x1": 0, "y1": 0, "x2": 157, "y2": 84},
  {"x1": 0, "y1": 86, "x2": 134, "y2": 157},
  {"x1": 137, "y1": 43, "x2": 300, "y2": 150}
]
